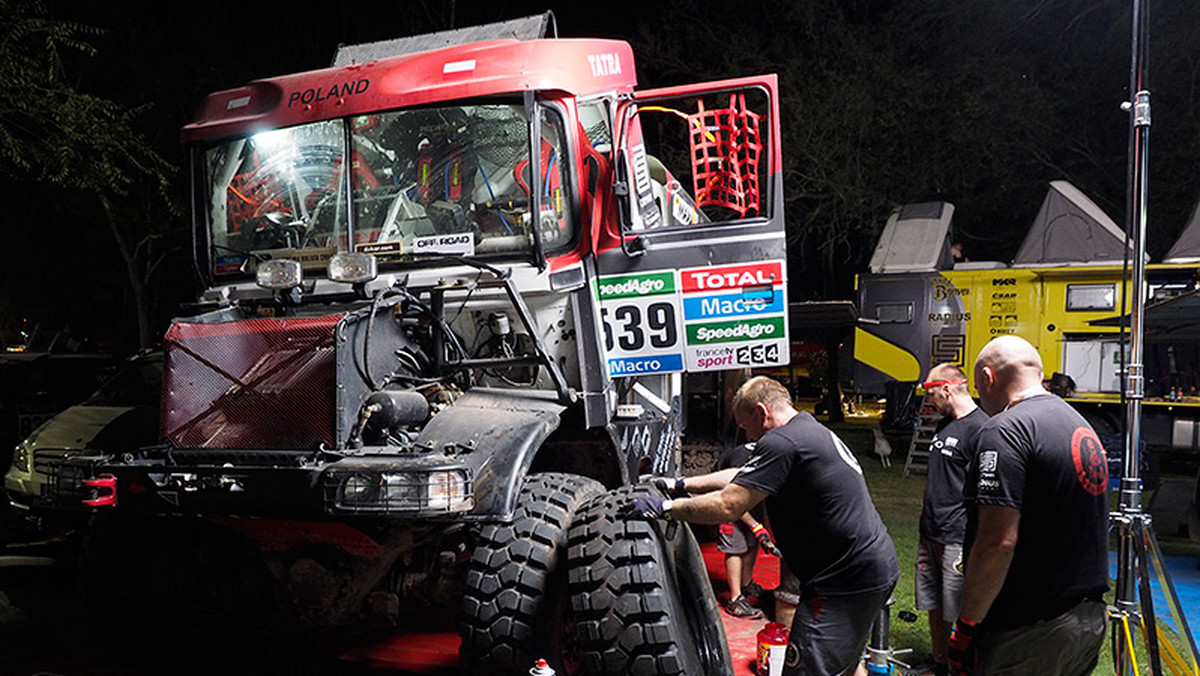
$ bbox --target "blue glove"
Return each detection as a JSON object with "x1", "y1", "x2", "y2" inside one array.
[
  {"x1": 619, "y1": 496, "x2": 670, "y2": 519},
  {"x1": 652, "y1": 476, "x2": 688, "y2": 498}
]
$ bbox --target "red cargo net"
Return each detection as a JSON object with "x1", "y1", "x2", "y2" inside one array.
[
  {"x1": 688, "y1": 92, "x2": 762, "y2": 217},
  {"x1": 162, "y1": 314, "x2": 343, "y2": 450}
]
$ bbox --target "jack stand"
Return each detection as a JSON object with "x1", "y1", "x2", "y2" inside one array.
[{"x1": 865, "y1": 596, "x2": 914, "y2": 675}]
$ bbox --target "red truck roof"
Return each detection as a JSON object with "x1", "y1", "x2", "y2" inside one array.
[{"x1": 182, "y1": 38, "x2": 637, "y2": 143}]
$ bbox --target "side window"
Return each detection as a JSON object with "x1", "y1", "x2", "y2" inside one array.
[
  {"x1": 619, "y1": 87, "x2": 770, "y2": 231},
  {"x1": 876, "y1": 302, "x2": 914, "y2": 324},
  {"x1": 1065, "y1": 283, "x2": 1116, "y2": 312}
]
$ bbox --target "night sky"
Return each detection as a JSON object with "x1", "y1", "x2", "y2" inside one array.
[{"x1": 5, "y1": 0, "x2": 1200, "y2": 353}]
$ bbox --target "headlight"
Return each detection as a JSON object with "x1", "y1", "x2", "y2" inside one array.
[
  {"x1": 255, "y1": 258, "x2": 303, "y2": 290},
  {"x1": 328, "y1": 252, "x2": 377, "y2": 284},
  {"x1": 334, "y1": 470, "x2": 471, "y2": 513},
  {"x1": 11, "y1": 443, "x2": 30, "y2": 473}
]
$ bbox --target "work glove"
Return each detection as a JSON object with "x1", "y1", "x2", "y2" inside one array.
[
  {"x1": 947, "y1": 617, "x2": 980, "y2": 676},
  {"x1": 652, "y1": 476, "x2": 688, "y2": 498},
  {"x1": 619, "y1": 496, "x2": 671, "y2": 520},
  {"x1": 750, "y1": 523, "x2": 782, "y2": 558}
]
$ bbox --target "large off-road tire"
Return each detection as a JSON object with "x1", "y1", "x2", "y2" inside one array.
[
  {"x1": 459, "y1": 472, "x2": 606, "y2": 674},
  {"x1": 567, "y1": 484, "x2": 734, "y2": 676}
]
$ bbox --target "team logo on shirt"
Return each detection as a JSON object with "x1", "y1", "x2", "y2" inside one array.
[
  {"x1": 1071, "y1": 427, "x2": 1108, "y2": 495},
  {"x1": 979, "y1": 450, "x2": 997, "y2": 473}
]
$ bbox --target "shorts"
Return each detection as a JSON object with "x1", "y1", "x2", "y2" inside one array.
[
  {"x1": 775, "y1": 561, "x2": 801, "y2": 606},
  {"x1": 783, "y1": 582, "x2": 895, "y2": 676},
  {"x1": 717, "y1": 521, "x2": 752, "y2": 555},
  {"x1": 914, "y1": 538, "x2": 964, "y2": 622},
  {"x1": 975, "y1": 599, "x2": 1107, "y2": 675}
]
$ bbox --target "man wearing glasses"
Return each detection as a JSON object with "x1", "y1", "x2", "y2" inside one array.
[{"x1": 915, "y1": 364, "x2": 987, "y2": 676}]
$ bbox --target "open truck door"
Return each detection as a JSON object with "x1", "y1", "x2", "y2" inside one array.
[{"x1": 597, "y1": 75, "x2": 789, "y2": 379}]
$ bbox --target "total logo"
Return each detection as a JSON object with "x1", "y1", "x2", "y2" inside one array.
[{"x1": 681, "y1": 261, "x2": 783, "y2": 293}]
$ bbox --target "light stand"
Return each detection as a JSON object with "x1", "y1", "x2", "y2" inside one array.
[{"x1": 1112, "y1": 0, "x2": 1200, "y2": 673}]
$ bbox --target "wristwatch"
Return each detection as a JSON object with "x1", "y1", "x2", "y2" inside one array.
[{"x1": 662, "y1": 499, "x2": 674, "y2": 520}]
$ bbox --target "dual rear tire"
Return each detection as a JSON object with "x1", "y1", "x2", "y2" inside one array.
[{"x1": 459, "y1": 477, "x2": 733, "y2": 676}]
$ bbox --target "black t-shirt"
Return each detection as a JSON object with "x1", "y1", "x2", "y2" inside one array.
[
  {"x1": 964, "y1": 394, "x2": 1110, "y2": 630},
  {"x1": 733, "y1": 412, "x2": 899, "y2": 597},
  {"x1": 719, "y1": 443, "x2": 754, "y2": 471},
  {"x1": 920, "y1": 408, "x2": 987, "y2": 543}
]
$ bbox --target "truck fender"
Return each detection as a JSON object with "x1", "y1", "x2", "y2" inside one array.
[{"x1": 415, "y1": 389, "x2": 565, "y2": 520}]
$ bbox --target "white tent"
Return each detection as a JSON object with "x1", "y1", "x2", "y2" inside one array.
[
  {"x1": 1163, "y1": 198, "x2": 1200, "y2": 263},
  {"x1": 867, "y1": 202, "x2": 956, "y2": 273},
  {"x1": 1012, "y1": 180, "x2": 1145, "y2": 266}
]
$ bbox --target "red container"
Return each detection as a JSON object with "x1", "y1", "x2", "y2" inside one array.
[{"x1": 757, "y1": 622, "x2": 789, "y2": 676}]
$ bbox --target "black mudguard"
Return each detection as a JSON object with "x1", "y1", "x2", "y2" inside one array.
[{"x1": 417, "y1": 388, "x2": 565, "y2": 521}]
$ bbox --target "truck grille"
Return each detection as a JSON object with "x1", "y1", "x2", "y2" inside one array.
[{"x1": 162, "y1": 315, "x2": 342, "y2": 450}]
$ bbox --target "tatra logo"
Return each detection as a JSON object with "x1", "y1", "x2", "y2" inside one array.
[
  {"x1": 1071, "y1": 427, "x2": 1108, "y2": 495},
  {"x1": 288, "y1": 78, "x2": 370, "y2": 107},
  {"x1": 587, "y1": 53, "x2": 622, "y2": 77}
]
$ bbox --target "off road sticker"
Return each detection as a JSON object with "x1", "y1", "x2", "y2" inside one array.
[{"x1": 412, "y1": 233, "x2": 474, "y2": 256}]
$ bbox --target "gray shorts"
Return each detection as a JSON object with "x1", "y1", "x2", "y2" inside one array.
[
  {"x1": 716, "y1": 520, "x2": 752, "y2": 555},
  {"x1": 914, "y1": 537, "x2": 964, "y2": 622},
  {"x1": 975, "y1": 599, "x2": 1107, "y2": 676},
  {"x1": 782, "y1": 583, "x2": 895, "y2": 676}
]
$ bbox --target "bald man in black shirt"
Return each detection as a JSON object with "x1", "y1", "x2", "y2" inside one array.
[{"x1": 949, "y1": 336, "x2": 1108, "y2": 676}]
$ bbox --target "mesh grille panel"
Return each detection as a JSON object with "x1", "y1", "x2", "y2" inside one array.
[{"x1": 163, "y1": 315, "x2": 343, "y2": 450}]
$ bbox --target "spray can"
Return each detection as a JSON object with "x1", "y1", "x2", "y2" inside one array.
[
  {"x1": 530, "y1": 658, "x2": 556, "y2": 676},
  {"x1": 756, "y1": 622, "x2": 789, "y2": 676}
]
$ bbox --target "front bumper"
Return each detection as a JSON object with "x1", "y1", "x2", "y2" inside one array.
[{"x1": 61, "y1": 451, "x2": 474, "y2": 520}]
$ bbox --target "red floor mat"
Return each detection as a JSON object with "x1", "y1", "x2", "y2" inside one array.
[{"x1": 337, "y1": 540, "x2": 775, "y2": 675}]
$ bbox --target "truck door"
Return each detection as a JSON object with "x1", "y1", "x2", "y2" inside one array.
[{"x1": 597, "y1": 75, "x2": 789, "y2": 379}]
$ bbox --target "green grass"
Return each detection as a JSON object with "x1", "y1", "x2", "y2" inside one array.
[{"x1": 830, "y1": 418, "x2": 1199, "y2": 676}]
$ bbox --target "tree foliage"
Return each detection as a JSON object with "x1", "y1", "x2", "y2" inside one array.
[
  {"x1": 0, "y1": 0, "x2": 180, "y2": 350},
  {"x1": 627, "y1": 0, "x2": 1196, "y2": 299}
]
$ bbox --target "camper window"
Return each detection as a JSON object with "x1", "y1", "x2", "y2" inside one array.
[{"x1": 1066, "y1": 284, "x2": 1116, "y2": 312}]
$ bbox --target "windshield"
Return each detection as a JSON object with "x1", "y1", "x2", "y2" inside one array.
[{"x1": 202, "y1": 103, "x2": 575, "y2": 277}]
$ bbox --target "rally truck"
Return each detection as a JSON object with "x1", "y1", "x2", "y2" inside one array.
[{"x1": 60, "y1": 14, "x2": 788, "y2": 675}]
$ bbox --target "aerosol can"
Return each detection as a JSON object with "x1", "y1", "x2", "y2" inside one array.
[{"x1": 757, "y1": 622, "x2": 789, "y2": 676}]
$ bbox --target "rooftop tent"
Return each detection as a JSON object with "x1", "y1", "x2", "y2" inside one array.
[
  {"x1": 1163, "y1": 198, "x2": 1200, "y2": 263},
  {"x1": 867, "y1": 202, "x2": 956, "y2": 273},
  {"x1": 1012, "y1": 180, "x2": 1144, "y2": 266}
]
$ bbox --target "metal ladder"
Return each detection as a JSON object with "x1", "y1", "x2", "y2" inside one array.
[{"x1": 902, "y1": 402, "x2": 942, "y2": 477}]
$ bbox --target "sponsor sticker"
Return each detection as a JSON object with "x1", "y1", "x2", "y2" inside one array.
[
  {"x1": 412, "y1": 233, "x2": 474, "y2": 256},
  {"x1": 686, "y1": 317, "x2": 785, "y2": 345},
  {"x1": 596, "y1": 271, "x2": 675, "y2": 300}
]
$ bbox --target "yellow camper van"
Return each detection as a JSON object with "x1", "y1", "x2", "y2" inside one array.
[{"x1": 854, "y1": 182, "x2": 1200, "y2": 448}]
